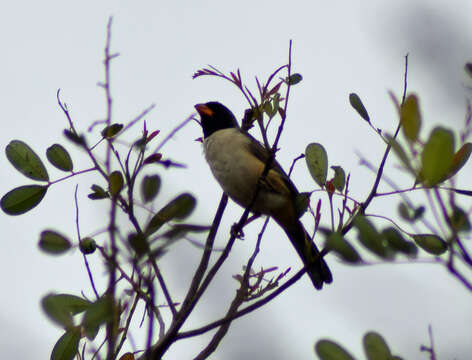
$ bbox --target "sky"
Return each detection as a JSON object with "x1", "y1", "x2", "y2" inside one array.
[{"x1": 1, "y1": 0, "x2": 472, "y2": 359}]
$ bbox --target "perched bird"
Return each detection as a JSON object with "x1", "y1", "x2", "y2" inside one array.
[{"x1": 195, "y1": 101, "x2": 332, "y2": 289}]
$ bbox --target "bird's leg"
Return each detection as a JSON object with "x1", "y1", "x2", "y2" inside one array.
[{"x1": 231, "y1": 213, "x2": 262, "y2": 239}]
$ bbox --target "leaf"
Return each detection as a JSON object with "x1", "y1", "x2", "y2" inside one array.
[
  {"x1": 325, "y1": 231, "x2": 361, "y2": 263},
  {"x1": 412, "y1": 234, "x2": 447, "y2": 255},
  {"x1": 141, "y1": 174, "x2": 161, "y2": 203},
  {"x1": 354, "y1": 216, "x2": 393, "y2": 259},
  {"x1": 82, "y1": 295, "x2": 114, "y2": 340},
  {"x1": 465, "y1": 63, "x2": 472, "y2": 78},
  {"x1": 88, "y1": 184, "x2": 109, "y2": 200},
  {"x1": 381, "y1": 227, "x2": 417, "y2": 258},
  {"x1": 39, "y1": 230, "x2": 72, "y2": 255},
  {"x1": 349, "y1": 93, "x2": 370, "y2": 122},
  {"x1": 42, "y1": 293, "x2": 91, "y2": 319},
  {"x1": 6, "y1": 140, "x2": 49, "y2": 181},
  {"x1": 400, "y1": 94, "x2": 421, "y2": 142},
  {"x1": 1, "y1": 184, "x2": 48, "y2": 215},
  {"x1": 446, "y1": 142, "x2": 472, "y2": 180},
  {"x1": 41, "y1": 294, "x2": 73, "y2": 329},
  {"x1": 385, "y1": 134, "x2": 416, "y2": 176},
  {"x1": 101, "y1": 123, "x2": 123, "y2": 138},
  {"x1": 109, "y1": 171, "x2": 124, "y2": 196},
  {"x1": 315, "y1": 339, "x2": 356, "y2": 360},
  {"x1": 305, "y1": 143, "x2": 328, "y2": 187},
  {"x1": 331, "y1": 166, "x2": 346, "y2": 192},
  {"x1": 161, "y1": 224, "x2": 211, "y2": 240},
  {"x1": 287, "y1": 73, "x2": 303, "y2": 85},
  {"x1": 145, "y1": 193, "x2": 196, "y2": 235},
  {"x1": 63, "y1": 129, "x2": 86, "y2": 146},
  {"x1": 449, "y1": 206, "x2": 471, "y2": 233},
  {"x1": 119, "y1": 353, "x2": 136, "y2": 360},
  {"x1": 46, "y1": 144, "x2": 74, "y2": 172},
  {"x1": 363, "y1": 332, "x2": 392, "y2": 360},
  {"x1": 50, "y1": 327, "x2": 81, "y2": 360},
  {"x1": 420, "y1": 127, "x2": 455, "y2": 187}
]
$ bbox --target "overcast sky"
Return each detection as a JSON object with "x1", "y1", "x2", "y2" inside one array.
[{"x1": 1, "y1": 1, "x2": 472, "y2": 359}]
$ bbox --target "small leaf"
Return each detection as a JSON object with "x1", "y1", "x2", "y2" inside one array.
[
  {"x1": 119, "y1": 353, "x2": 136, "y2": 360},
  {"x1": 50, "y1": 327, "x2": 81, "y2": 360},
  {"x1": 331, "y1": 166, "x2": 346, "y2": 192},
  {"x1": 43, "y1": 293, "x2": 91, "y2": 317},
  {"x1": 363, "y1": 332, "x2": 392, "y2": 360},
  {"x1": 412, "y1": 234, "x2": 447, "y2": 255},
  {"x1": 450, "y1": 206, "x2": 471, "y2": 233},
  {"x1": 349, "y1": 93, "x2": 370, "y2": 122},
  {"x1": 39, "y1": 230, "x2": 72, "y2": 255},
  {"x1": 63, "y1": 129, "x2": 86, "y2": 146},
  {"x1": 141, "y1": 174, "x2": 161, "y2": 203},
  {"x1": 325, "y1": 231, "x2": 361, "y2": 263},
  {"x1": 46, "y1": 144, "x2": 74, "y2": 172},
  {"x1": 88, "y1": 184, "x2": 109, "y2": 200},
  {"x1": 354, "y1": 216, "x2": 393, "y2": 259},
  {"x1": 6, "y1": 140, "x2": 49, "y2": 181},
  {"x1": 1, "y1": 184, "x2": 48, "y2": 215},
  {"x1": 446, "y1": 142, "x2": 472, "y2": 180},
  {"x1": 400, "y1": 94, "x2": 421, "y2": 142},
  {"x1": 82, "y1": 295, "x2": 114, "y2": 340},
  {"x1": 79, "y1": 237, "x2": 97, "y2": 254},
  {"x1": 101, "y1": 123, "x2": 123, "y2": 138},
  {"x1": 287, "y1": 73, "x2": 303, "y2": 85},
  {"x1": 385, "y1": 134, "x2": 416, "y2": 176},
  {"x1": 315, "y1": 339, "x2": 356, "y2": 360},
  {"x1": 143, "y1": 153, "x2": 163, "y2": 165},
  {"x1": 109, "y1": 171, "x2": 124, "y2": 196},
  {"x1": 128, "y1": 232, "x2": 149, "y2": 257},
  {"x1": 41, "y1": 294, "x2": 74, "y2": 328},
  {"x1": 161, "y1": 224, "x2": 211, "y2": 240},
  {"x1": 381, "y1": 227, "x2": 417, "y2": 257},
  {"x1": 305, "y1": 143, "x2": 328, "y2": 187},
  {"x1": 421, "y1": 127, "x2": 455, "y2": 187},
  {"x1": 145, "y1": 193, "x2": 196, "y2": 235}
]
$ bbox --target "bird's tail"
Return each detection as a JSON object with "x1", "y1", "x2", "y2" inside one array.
[{"x1": 279, "y1": 219, "x2": 332, "y2": 290}]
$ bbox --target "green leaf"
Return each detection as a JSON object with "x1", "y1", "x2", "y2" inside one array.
[
  {"x1": 363, "y1": 332, "x2": 392, "y2": 360},
  {"x1": 420, "y1": 127, "x2": 455, "y2": 187},
  {"x1": 39, "y1": 230, "x2": 72, "y2": 255},
  {"x1": 315, "y1": 339, "x2": 356, "y2": 360},
  {"x1": 63, "y1": 129, "x2": 86, "y2": 146},
  {"x1": 385, "y1": 135, "x2": 416, "y2": 176},
  {"x1": 50, "y1": 327, "x2": 81, "y2": 360},
  {"x1": 42, "y1": 294, "x2": 74, "y2": 329},
  {"x1": 109, "y1": 171, "x2": 124, "y2": 196},
  {"x1": 354, "y1": 216, "x2": 393, "y2": 259},
  {"x1": 446, "y1": 142, "x2": 472, "y2": 180},
  {"x1": 82, "y1": 295, "x2": 114, "y2": 340},
  {"x1": 1, "y1": 184, "x2": 48, "y2": 215},
  {"x1": 412, "y1": 234, "x2": 447, "y2": 255},
  {"x1": 381, "y1": 227, "x2": 417, "y2": 258},
  {"x1": 46, "y1": 144, "x2": 73, "y2": 172},
  {"x1": 331, "y1": 166, "x2": 346, "y2": 192},
  {"x1": 101, "y1": 123, "x2": 123, "y2": 138},
  {"x1": 305, "y1": 143, "x2": 328, "y2": 187},
  {"x1": 42, "y1": 293, "x2": 91, "y2": 318},
  {"x1": 450, "y1": 206, "x2": 471, "y2": 233},
  {"x1": 145, "y1": 193, "x2": 196, "y2": 235},
  {"x1": 287, "y1": 73, "x2": 303, "y2": 85},
  {"x1": 79, "y1": 237, "x2": 97, "y2": 254},
  {"x1": 161, "y1": 224, "x2": 211, "y2": 240},
  {"x1": 349, "y1": 93, "x2": 370, "y2": 122},
  {"x1": 141, "y1": 174, "x2": 161, "y2": 203},
  {"x1": 88, "y1": 184, "x2": 109, "y2": 200},
  {"x1": 325, "y1": 231, "x2": 361, "y2": 263},
  {"x1": 6, "y1": 140, "x2": 49, "y2": 181},
  {"x1": 400, "y1": 94, "x2": 421, "y2": 142},
  {"x1": 128, "y1": 232, "x2": 149, "y2": 257}
]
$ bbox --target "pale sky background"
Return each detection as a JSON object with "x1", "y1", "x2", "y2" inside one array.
[{"x1": 1, "y1": 1, "x2": 472, "y2": 359}]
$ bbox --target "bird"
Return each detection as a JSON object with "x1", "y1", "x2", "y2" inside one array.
[{"x1": 195, "y1": 101, "x2": 332, "y2": 289}]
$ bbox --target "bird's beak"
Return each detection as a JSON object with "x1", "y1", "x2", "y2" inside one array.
[{"x1": 195, "y1": 103, "x2": 213, "y2": 117}]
